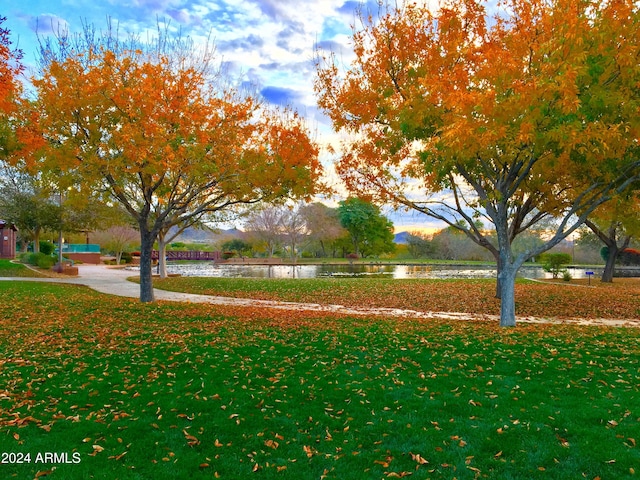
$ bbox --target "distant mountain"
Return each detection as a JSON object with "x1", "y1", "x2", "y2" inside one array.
[
  {"x1": 394, "y1": 231, "x2": 411, "y2": 244},
  {"x1": 173, "y1": 227, "x2": 244, "y2": 243}
]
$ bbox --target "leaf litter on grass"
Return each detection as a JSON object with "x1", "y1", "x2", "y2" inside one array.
[{"x1": 0, "y1": 281, "x2": 638, "y2": 479}]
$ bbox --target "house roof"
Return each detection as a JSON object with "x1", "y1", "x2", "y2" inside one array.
[{"x1": 0, "y1": 220, "x2": 17, "y2": 231}]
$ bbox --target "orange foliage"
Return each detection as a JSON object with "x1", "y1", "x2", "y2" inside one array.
[
  {"x1": 24, "y1": 35, "x2": 322, "y2": 301},
  {"x1": 316, "y1": 0, "x2": 639, "y2": 206},
  {"x1": 316, "y1": 0, "x2": 640, "y2": 326},
  {"x1": 31, "y1": 48, "x2": 322, "y2": 202},
  {"x1": 0, "y1": 17, "x2": 23, "y2": 114}
]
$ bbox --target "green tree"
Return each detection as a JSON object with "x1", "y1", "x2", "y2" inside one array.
[
  {"x1": 338, "y1": 198, "x2": 395, "y2": 257},
  {"x1": 221, "y1": 239, "x2": 252, "y2": 258},
  {"x1": 585, "y1": 189, "x2": 640, "y2": 282},
  {"x1": 540, "y1": 252, "x2": 573, "y2": 279},
  {"x1": 405, "y1": 231, "x2": 436, "y2": 259},
  {"x1": 0, "y1": 165, "x2": 61, "y2": 252}
]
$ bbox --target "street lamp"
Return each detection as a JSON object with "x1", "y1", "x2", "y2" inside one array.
[{"x1": 56, "y1": 186, "x2": 72, "y2": 272}]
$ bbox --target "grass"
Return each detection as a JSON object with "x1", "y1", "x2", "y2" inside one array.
[
  {"x1": 0, "y1": 258, "x2": 45, "y2": 278},
  {"x1": 0, "y1": 280, "x2": 638, "y2": 479},
  {"x1": 152, "y1": 276, "x2": 640, "y2": 320}
]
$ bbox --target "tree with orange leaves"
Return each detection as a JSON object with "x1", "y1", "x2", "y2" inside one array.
[
  {"x1": 29, "y1": 25, "x2": 322, "y2": 302},
  {"x1": 0, "y1": 17, "x2": 24, "y2": 158},
  {"x1": 316, "y1": 0, "x2": 640, "y2": 326}
]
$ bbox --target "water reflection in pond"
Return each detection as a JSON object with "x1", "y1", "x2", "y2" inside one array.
[{"x1": 164, "y1": 263, "x2": 602, "y2": 280}]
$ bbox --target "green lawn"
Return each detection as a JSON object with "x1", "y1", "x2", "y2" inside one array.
[
  {"x1": 0, "y1": 281, "x2": 638, "y2": 479},
  {"x1": 0, "y1": 258, "x2": 44, "y2": 278}
]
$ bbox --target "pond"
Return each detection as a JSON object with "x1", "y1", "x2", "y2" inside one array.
[{"x1": 163, "y1": 263, "x2": 604, "y2": 280}]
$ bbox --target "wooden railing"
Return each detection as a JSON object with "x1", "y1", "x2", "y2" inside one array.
[{"x1": 150, "y1": 250, "x2": 221, "y2": 261}]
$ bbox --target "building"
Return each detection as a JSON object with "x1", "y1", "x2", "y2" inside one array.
[{"x1": 0, "y1": 220, "x2": 17, "y2": 259}]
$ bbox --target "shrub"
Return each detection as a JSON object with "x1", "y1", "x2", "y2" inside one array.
[
  {"x1": 120, "y1": 251, "x2": 133, "y2": 263},
  {"x1": 22, "y1": 252, "x2": 55, "y2": 269},
  {"x1": 24, "y1": 252, "x2": 42, "y2": 266},
  {"x1": 562, "y1": 270, "x2": 572, "y2": 282},
  {"x1": 39, "y1": 241, "x2": 56, "y2": 255},
  {"x1": 37, "y1": 255, "x2": 55, "y2": 269},
  {"x1": 540, "y1": 252, "x2": 572, "y2": 279}
]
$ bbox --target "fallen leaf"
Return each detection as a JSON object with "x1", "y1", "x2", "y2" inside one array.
[
  {"x1": 264, "y1": 439, "x2": 279, "y2": 449},
  {"x1": 303, "y1": 445, "x2": 315, "y2": 458},
  {"x1": 410, "y1": 452, "x2": 428, "y2": 465}
]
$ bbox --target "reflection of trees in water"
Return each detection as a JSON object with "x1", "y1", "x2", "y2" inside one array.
[{"x1": 166, "y1": 263, "x2": 602, "y2": 279}]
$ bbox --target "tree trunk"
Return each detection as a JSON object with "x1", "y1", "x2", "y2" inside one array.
[
  {"x1": 138, "y1": 228, "x2": 156, "y2": 303},
  {"x1": 601, "y1": 246, "x2": 618, "y2": 283},
  {"x1": 495, "y1": 254, "x2": 502, "y2": 299},
  {"x1": 498, "y1": 264, "x2": 518, "y2": 327},
  {"x1": 157, "y1": 234, "x2": 168, "y2": 279},
  {"x1": 33, "y1": 229, "x2": 41, "y2": 253}
]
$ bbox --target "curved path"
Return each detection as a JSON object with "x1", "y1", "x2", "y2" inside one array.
[{"x1": 3, "y1": 264, "x2": 638, "y2": 327}]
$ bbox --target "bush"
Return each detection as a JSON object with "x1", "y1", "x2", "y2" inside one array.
[
  {"x1": 22, "y1": 252, "x2": 55, "y2": 269},
  {"x1": 37, "y1": 255, "x2": 55, "y2": 269},
  {"x1": 39, "y1": 241, "x2": 55, "y2": 255},
  {"x1": 540, "y1": 252, "x2": 572, "y2": 279},
  {"x1": 120, "y1": 251, "x2": 133, "y2": 263},
  {"x1": 24, "y1": 252, "x2": 41, "y2": 266},
  {"x1": 562, "y1": 270, "x2": 572, "y2": 282}
]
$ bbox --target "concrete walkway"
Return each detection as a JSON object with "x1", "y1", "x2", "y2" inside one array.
[{"x1": 2, "y1": 264, "x2": 638, "y2": 327}]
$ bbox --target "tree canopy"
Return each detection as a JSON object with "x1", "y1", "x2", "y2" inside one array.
[
  {"x1": 0, "y1": 16, "x2": 25, "y2": 159},
  {"x1": 316, "y1": 0, "x2": 640, "y2": 326},
  {"x1": 338, "y1": 197, "x2": 395, "y2": 257}
]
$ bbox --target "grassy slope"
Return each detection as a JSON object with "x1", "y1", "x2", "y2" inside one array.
[{"x1": 0, "y1": 258, "x2": 45, "y2": 278}]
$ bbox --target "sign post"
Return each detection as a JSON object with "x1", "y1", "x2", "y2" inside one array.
[{"x1": 585, "y1": 271, "x2": 594, "y2": 285}]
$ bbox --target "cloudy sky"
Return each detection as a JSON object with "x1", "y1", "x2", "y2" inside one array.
[{"x1": 3, "y1": 0, "x2": 444, "y2": 232}]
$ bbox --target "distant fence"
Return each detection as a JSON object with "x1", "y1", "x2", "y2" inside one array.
[
  {"x1": 150, "y1": 250, "x2": 221, "y2": 261},
  {"x1": 62, "y1": 243, "x2": 101, "y2": 253}
]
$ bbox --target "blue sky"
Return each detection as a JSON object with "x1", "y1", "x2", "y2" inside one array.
[
  {"x1": 2, "y1": 0, "x2": 445, "y2": 232},
  {"x1": 3, "y1": 0, "x2": 379, "y2": 125}
]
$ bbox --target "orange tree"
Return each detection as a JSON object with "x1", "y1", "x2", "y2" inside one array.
[
  {"x1": 0, "y1": 17, "x2": 22, "y2": 113},
  {"x1": 316, "y1": 0, "x2": 640, "y2": 326},
  {"x1": 0, "y1": 16, "x2": 25, "y2": 158},
  {"x1": 28, "y1": 27, "x2": 322, "y2": 302}
]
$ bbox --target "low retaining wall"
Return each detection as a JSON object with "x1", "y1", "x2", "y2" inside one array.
[
  {"x1": 52, "y1": 263, "x2": 79, "y2": 276},
  {"x1": 65, "y1": 252, "x2": 102, "y2": 264},
  {"x1": 614, "y1": 267, "x2": 640, "y2": 278}
]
